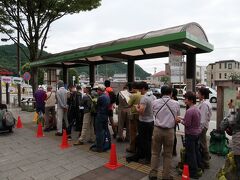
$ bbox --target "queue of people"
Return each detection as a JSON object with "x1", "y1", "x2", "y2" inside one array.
[{"x1": 34, "y1": 80, "x2": 218, "y2": 179}]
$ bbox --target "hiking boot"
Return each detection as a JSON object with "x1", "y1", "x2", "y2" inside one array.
[
  {"x1": 90, "y1": 147, "x2": 103, "y2": 153},
  {"x1": 149, "y1": 169, "x2": 157, "y2": 180},
  {"x1": 74, "y1": 140, "x2": 84, "y2": 146},
  {"x1": 126, "y1": 148, "x2": 135, "y2": 153},
  {"x1": 43, "y1": 128, "x2": 50, "y2": 132}
]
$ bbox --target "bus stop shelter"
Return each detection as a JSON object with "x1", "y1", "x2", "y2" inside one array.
[{"x1": 30, "y1": 22, "x2": 214, "y2": 91}]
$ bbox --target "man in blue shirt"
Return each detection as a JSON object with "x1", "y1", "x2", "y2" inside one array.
[{"x1": 91, "y1": 84, "x2": 110, "y2": 152}]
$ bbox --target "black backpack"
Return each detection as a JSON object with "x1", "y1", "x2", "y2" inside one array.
[{"x1": 109, "y1": 91, "x2": 117, "y2": 104}]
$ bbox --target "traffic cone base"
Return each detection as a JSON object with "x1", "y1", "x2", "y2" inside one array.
[
  {"x1": 36, "y1": 123, "x2": 44, "y2": 138},
  {"x1": 182, "y1": 164, "x2": 190, "y2": 180},
  {"x1": 16, "y1": 116, "x2": 23, "y2": 128},
  {"x1": 59, "y1": 129, "x2": 71, "y2": 149},
  {"x1": 104, "y1": 144, "x2": 123, "y2": 170},
  {"x1": 104, "y1": 162, "x2": 123, "y2": 170}
]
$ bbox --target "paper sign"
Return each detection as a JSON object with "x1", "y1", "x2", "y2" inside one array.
[{"x1": 1, "y1": 76, "x2": 12, "y2": 83}]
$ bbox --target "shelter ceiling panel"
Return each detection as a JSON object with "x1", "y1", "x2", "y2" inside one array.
[
  {"x1": 121, "y1": 49, "x2": 144, "y2": 56},
  {"x1": 87, "y1": 56, "x2": 103, "y2": 61},
  {"x1": 144, "y1": 46, "x2": 169, "y2": 54}
]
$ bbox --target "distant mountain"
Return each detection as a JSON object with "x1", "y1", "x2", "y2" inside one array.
[{"x1": 0, "y1": 44, "x2": 151, "y2": 79}]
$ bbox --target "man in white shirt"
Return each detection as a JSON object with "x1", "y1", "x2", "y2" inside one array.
[{"x1": 197, "y1": 87, "x2": 212, "y2": 169}]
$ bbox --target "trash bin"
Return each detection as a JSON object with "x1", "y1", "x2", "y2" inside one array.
[
  {"x1": 26, "y1": 98, "x2": 35, "y2": 112},
  {"x1": 13, "y1": 96, "x2": 17, "y2": 106},
  {"x1": 21, "y1": 98, "x2": 28, "y2": 111}
]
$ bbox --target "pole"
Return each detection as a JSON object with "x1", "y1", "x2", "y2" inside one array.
[{"x1": 17, "y1": 0, "x2": 21, "y2": 107}]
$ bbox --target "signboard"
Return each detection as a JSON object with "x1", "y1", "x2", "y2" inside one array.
[
  {"x1": 169, "y1": 48, "x2": 184, "y2": 83},
  {"x1": 12, "y1": 77, "x2": 23, "y2": 84},
  {"x1": 1, "y1": 76, "x2": 12, "y2": 83},
  {"x1": 23, "y1": 72, "x2": 31, "y2": 81}
]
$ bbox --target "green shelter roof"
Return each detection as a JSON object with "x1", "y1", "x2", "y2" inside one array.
[{"x1": 30, "y1": 22, "x2": 214, "y2": 68}]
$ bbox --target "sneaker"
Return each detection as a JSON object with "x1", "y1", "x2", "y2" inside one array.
[
  {"x1": 149, "y1": 169, "x2": 157, "y2": 180},
  {"x1": 55, "y1": 132, "x2": 62, "y2": 136},
  {"x1": 68, "y1": 136, "x2": 72, "y2": 141},
  {"x1": 74, "y1": 140, "x2": 84, "y2": 146}
]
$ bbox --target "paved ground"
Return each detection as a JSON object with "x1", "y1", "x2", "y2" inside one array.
[{"x1": 0, "y1": 106, "x2": 227, "y2": 180}]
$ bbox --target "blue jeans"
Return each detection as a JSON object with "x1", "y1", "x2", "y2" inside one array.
[
  {"x1": 95, "y1": 114, "x2": 108, "y2": 151},
  {"x1": 185, "y1": 134, "x2": 202, "y2": 176}
]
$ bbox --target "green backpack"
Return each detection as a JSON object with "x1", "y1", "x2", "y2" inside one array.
[{"x1": 209, "y1": 129, "x2": 229, "y2": 156}]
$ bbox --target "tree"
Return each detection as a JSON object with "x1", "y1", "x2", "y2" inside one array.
[
  {"x1": 0, "y1": 0, "x2": 101, "y2": 92},
  {"x1": 160, "y1": 76, "x2": 170, "y2": 84}
]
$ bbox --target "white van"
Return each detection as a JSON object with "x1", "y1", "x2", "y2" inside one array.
[{"x1": 183, "y1": 85, "x2": 217, "y2": 103}]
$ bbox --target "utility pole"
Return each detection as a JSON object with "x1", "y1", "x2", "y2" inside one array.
[{"x1": 17, "y1": 0, "x2": 21, "y2": 107}]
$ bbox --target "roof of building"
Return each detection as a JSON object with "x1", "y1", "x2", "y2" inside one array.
[
  {"x1": 0, "y1": 67, "x2": 14, "y2": 75},
  {"x1": 151, "y1": 71, "x2": 166, "y2": 77}
]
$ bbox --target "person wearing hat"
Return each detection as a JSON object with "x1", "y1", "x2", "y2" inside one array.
[
  {"x1": 55, "y1": 80, "x2": 68, "y2": 136},
  {"x1": 91, "y1": 84, "x2": 110, "y2": 152},
  {"x1": 44, "y1": 85, "x2": 56, "y2": 132}
]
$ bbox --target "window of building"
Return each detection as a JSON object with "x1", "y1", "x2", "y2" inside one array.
[
  {"x1": 224, "y1": 73, "x2": 227, "y2": 79},
  {"x1": 238, "y1": 63, "x2": 239, "y2": 69},
  {"x1": 219, "y1": 63, "x2": 221, "y2": 69},
  {"x1": 225, "y1": 62, "x2": 227, "y2": 68},
  {"x1": 228, "y1": 63, "x2": 232, "y2": 69},
  {"x1": 235, "y1": 62, "x2": 237, "y2": 68},
  {"x1": 219, "y1": 73, "x2": 221, "y2": 79},
  {"x1": 211, "y1": 64, "x2": 213, "y2": 69},
  {"x1": 211, "y1": 74, "x2": 213, "y2": 79}
]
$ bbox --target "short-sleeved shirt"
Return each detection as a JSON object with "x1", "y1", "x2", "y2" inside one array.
[
  {"x1": 128, "y1": 91, "x2": 142, "y2": 114},
  {"x1": 139, "y1": 93, "x2": 156, "y2": 123},
  {"x1": 152, "y1": 96, "x2": 180, "y2": 128}
]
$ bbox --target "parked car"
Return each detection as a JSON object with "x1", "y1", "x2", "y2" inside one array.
[{"x1": 183, "y1": 85, "x2": 217, "y2": 103}]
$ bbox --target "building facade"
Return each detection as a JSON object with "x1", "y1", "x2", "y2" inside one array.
[{"x1": 206, "y1": 60, "x2": 240, "y2": 88}]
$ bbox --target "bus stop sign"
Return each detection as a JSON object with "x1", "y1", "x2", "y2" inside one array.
[{"x1": 23, "y1": 72, "x2": 31, "y2": 81}]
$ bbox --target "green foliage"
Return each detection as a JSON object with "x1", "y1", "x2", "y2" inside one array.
[
  {"x1": 160, "y1": 76, "x2": 170, "y2": 84},
  {"x1": 0, "y1": 0, "x2": 102, "y2": 62},
  {"x1": 76, "y1": 63, "x2": 151, "y2": 80}
]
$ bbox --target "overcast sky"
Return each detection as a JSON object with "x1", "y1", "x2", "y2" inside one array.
[{"x1": 2, "y1": 0, "x2": 240, "y2": 74}]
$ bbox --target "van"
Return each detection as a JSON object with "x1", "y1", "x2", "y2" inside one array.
[
  {"x1": 183, "y1": 85, "x2": 217, "y2": 103},
  {"x1": 172, "y1": 83, "x2": 186, "y2": 96}
]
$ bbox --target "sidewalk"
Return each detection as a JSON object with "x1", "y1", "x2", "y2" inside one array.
[{"x1": 0, "y1": 107, "x2": 226, "y2": 180}]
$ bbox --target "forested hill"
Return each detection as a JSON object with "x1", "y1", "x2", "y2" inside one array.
[{"x1": 0, "y1": 44, "x2": 151, "y2": 79}]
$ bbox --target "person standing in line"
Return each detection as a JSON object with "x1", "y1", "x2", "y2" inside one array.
[
  {"x1": 55, "y1": 80, "x2": 68, "y2": 136},
  {"x1": 34, "y1": 86, "x2": 47, "y2": 115},
  {"x1": 197, "y1": 87, "x2": 212, "y2": 169},
  {"x1": 127, "y1": 82, "x2": 156, "y2": 164},
  {"x1": 104, "y1": 80, "x2": 117, "y2": 138},
  {"x1": 44, "y1": 85, "x2": 56, "y2": 132},
  {"x1": 74, "y1": 85, "x2": 95, "y2": 145},
  {"x1": 116, "y1": 85, "x2": 131, "y2": 142},
  {"x1": 75, "y1": 85, "x2": 84, "y2": 134},
  {"x1": 149, "y1": 86, "x2": 180, "y2": 180},
  {"x1": 126, "y1": 82, "x2": 142, "y2": 153},
  {"x1": 172, "y1": 88, "x2": 179, "y2": 156},
  {"x1": 91, "y1": 84, "x2": 110, "y2": 152},
  {"x1": 66, "y1": 85, "x2": 78, "y2": 140},
  {"x1": 176, "y1": 91, "x2": 202, "y2": 179}
]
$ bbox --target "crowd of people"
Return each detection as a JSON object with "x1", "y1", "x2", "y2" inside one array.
[{"x1": 34, "y1": 80, "x2": 218, "y2": 179}]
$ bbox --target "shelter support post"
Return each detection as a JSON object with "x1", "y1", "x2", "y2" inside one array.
[
  {"x1": 128, "y1": 60, "x2": 135, "y2": 83},
  {"x1": 89, "y1": 64, "x2": 96, "y2": 87},
  {"x1": 62, "y1": 66, "x2": 68, "y2": 85},
  {"x1": 186, "y1": 53, "x2": 196, "y2": 92},
  {"x1": 216, "y1": 86, "x2": 224, "y2": 130},
  {"x1": 6, "y1": 83, "x2": 10, "y2": 104}
]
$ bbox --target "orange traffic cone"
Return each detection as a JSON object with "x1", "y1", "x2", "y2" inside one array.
[
  {"x1": 182, "y1": 164, "x2": 190, "y2": 180},
  {"x1": 59, "y1": 129, "x2": 70, "y2": 149},
  {"x1": 104, "y1": 144, "x2": 123, "y2": 170},
  {"x1": 36, "y1": 123, "x2": 44, "y2": 138},
  {"x1": 16, "y1": 116, "x2": 23, "y2": 128}
]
